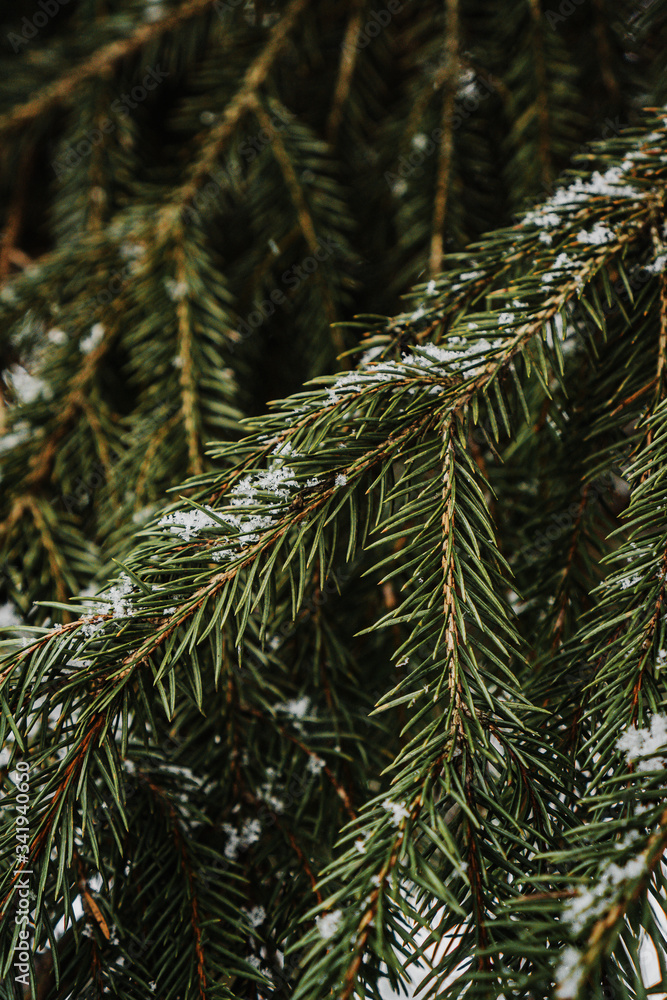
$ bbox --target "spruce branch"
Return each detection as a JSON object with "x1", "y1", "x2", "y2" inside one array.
[{"x1": 0, "y1": 0, "x2": 224, "y2": 137}]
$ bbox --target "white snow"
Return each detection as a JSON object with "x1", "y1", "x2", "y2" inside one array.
[
  {"x1": 307, "y1": 755, "x2": 325, "y2": 775},
  {"x1": 646, "y1": 254, "x2": 667, "y2": 274},
  {"x1": 382, "y1": 799, "x2": 410, "y2": 825},
  {"x1": 576, "y1": 224, "x2": 615, "y2": 245},
  {"x1": 9, "y1": 365, "x2": 48, "y2": 404},
  {"x1": 617, "y1": 714, "x2": 667, "y2": 771},
  {"x1": 164, "y1": 277, "x2": 188, "y2": 301},
  {"x1": 80, "y1": 323, "x2": 105, "y2": 354},
  {"x1": 316, "y1": 910, "x2": 343, "y2": 940},
  {"x1": 97, "y1": 573, "x2": 134, "y2": 618},
  {"x1": 0, "y1": 603, "x2": 23, "y2": 628},
  {"x1": 244, "y1": 905, "x2": 266, "y2": 928},
  {"x1": 278, "y1": 696, "x2": 310, "y2": 719},
  {"x1": 223, "y1": 818, "x2": 261, "y2": 860},
  {"x1": 554, "y1": 946, "x2": 585, "y2": 999},
  {"x1": 159, "y1": 506, "x2": 220, "y2": 542}
]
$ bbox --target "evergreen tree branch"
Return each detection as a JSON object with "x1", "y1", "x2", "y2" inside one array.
[{"x1": 0, "y1": 0, "x2": 223, "y2": 137}]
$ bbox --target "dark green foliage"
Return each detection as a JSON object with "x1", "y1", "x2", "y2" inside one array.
[{"x1": 2, "y1": 3, "x2": 667, "y2": 999}]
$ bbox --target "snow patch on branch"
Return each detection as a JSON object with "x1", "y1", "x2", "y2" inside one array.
[
  {"x1": 646, "y1": 253, "x2": 667, "y2": 274},
  {"x1": 8, "y1": 365, "x2": 49, "y2": 404},
  {"x1": 158, "y1": 505, "x2": 219, "y2": 542},
  {"x1": 576, "y1": 224, "x2": 615, "y2": 245},
  {"x1": 554, "y1": 946, "x2": 585, "y2": 999},
  {"x1": 382, "y1": 799, "x2": 410, "y2": 825},
  {"x1": 316, "y1": 910, "x2": 343, "y2": 940},
  {"x1": 223, "y1": 817, "x2": 261, "y2": 860},
  {"x1": 97, "y1": 573, "x2": 135, "y2": 618},
  {"x1": 617, "y1": 714, "x2": 667, "y2": 771},
  {"x1": 80, "y1": 322, "x2": 105, "y2": 354}
]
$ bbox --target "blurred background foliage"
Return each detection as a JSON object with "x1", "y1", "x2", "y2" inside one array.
[{"x1": 0, "y1": 0, "x2": 663, "y2": 613}]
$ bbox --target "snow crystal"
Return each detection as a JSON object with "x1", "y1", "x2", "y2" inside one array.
[
  {"x1": 80, "y1": 618, "x2": 105, "y2": 638},
  {"x1": 159, "y1": 506, "x2": 219, "y2": 542},
  {"x1": 307, "y1": 755, "x2": 325, "y2": 775},
  {"x1": 411, "y1": 133, "x2": 429, "y2": 152},
  {"x1": 211, "y1": 547, "x2": 235, "y2": 562},
  {"x1": 280, "y1": 696, "x2": 310, "y2": 718},
  {"x1": 617, "y1": 714, "x2": 667, "y2": 771},
  {"x1": 257, "y1": 780, "x2": 285, "y2": 813},
  {"x1": 411, "y1": 305, "x2": 426, "y2": 321},
  {"x1": 535, "y1": 212, "x2": 560, "y2": 228},
  {"x1": 143, "y1": 0, "x2": 164, "y2": 22},
  {"x1": 561, "y1": 850, "x2": 648, "y2": 938},
  {"x1": 244, "y1": 905, "x2": 266, "y2": 928},
  {"x1": 426, "y1": 280, "x2": 437, "y2": 295},
  {"x1": 411, "y1": 336, "x2": 504, "y2": 379},
  {"x1": 120, "y1": 241, "x2": 144, "y2": 261},
  {"x1": 202, "y1": 449, "x2": 305, "y2": 544},
  {"x1": 0, "y1": 421, "x2": 30, "y2": 454},
  {"x1": 554, "y1": 947, "x2": 585, "y2": 999},
  {"x1": 223, "y1": 818, "x2": 261, "y2": 860},
  {"x1": 576, "y1": 224, "x2": 615, "y2": 245},
  {"x1": 97, "y1": 573, "x2": 134, "y2": 618},
  {"x1": 9, "y1": 365, "x2": 48, "y2": 405},
  {"x1": 646, "y1": 253, "x2": 667, "y2": 274},
  {"x1": 457, "y1": 68, "x2": 479, "y2": 100},
  {"x1": 498, "y1": 312, "x2": 515, "y2": 325},
  {"x1": 459, "y1": 270, "x2": 484, "y2": 281},
  {"x1": 80, "y1": 323, "x2": 105, "y2": 354},
  {"x1": 550, "y1": 165, "x2": 639, "y2": 206},
  {"x1": 230, "y1": 463, "x2": 298, "y2": 505},
  {"x1": 553, "y1": 252, "x2": 575, "y2": 270},
  {"x1": 47, "y1": 328, "x2": 67, "y2": 344},
  {"x1": 656, "y1": 649, "x2": 667, "y2": 669},
  {"x1": 335, "y1": 473, "x2": 347, "y2": 487},
  {"x1": 316, "y1": 910, "x2": 343, "y2": 940},
  {"x1": 382, "y1": 799, "x2": 410, "y2": 825},
  {"x1": 164, "y1": 278, "x2": 188, "y2": 301},
  {"x1": 324, "y1": 363, "x2": 408, "y2": 403}
]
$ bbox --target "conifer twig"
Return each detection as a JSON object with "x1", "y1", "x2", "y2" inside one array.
[{"x1": 429, "y1": 0, "x2": 459, "y2": 276}]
